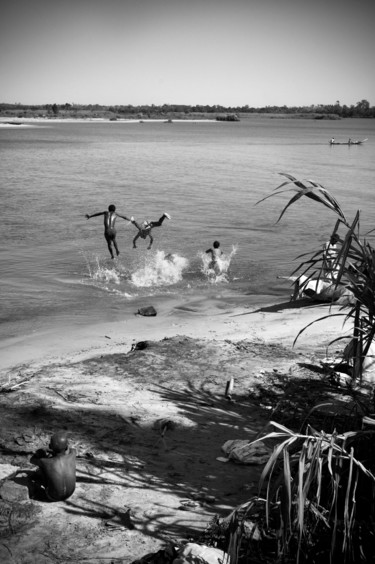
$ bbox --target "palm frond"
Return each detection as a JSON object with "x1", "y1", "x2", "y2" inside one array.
[
  {"x1": 293, "y1": 312, "x2": 349, "y2": 346},
  {"x1": 238, "y1": 174, "x2": 375, "y2": 563},
  {"x1": 256, "y1": 173, "x2": 347, "y2": 224}
]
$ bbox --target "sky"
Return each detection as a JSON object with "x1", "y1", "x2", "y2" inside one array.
[{"x1": 1, "y1": 0, "x2": 374, "y2": 107}]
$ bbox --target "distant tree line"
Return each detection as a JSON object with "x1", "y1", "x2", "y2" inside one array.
[{"x1": 0, "y1": 99, "x2": 373, "y2": 118}]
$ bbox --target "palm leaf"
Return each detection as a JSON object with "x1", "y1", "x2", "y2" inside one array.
[
  {"x1": 293, "y1": 312, "x2": 349, "y2": 346},
  {"x1": 257, "y1": 173, "x2": 348, "y2": 224},
  {"x1": 248, "y1": 174, "x2": 375, "y2": 561}
]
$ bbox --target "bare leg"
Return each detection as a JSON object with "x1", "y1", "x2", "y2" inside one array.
[
  {"x1": 105, "y1": 233, "x2": 115, "y2": 258},
  {"x1": 291, "y1": 280, "x2": 299, "y2": 301},
  {"x1": 149, "y1": 214, "x2": 167, "y2": 228},
  {"x1": 133, "y1": 233, "x2": 140, "y2": 249},
  {"x1": 113, "y1": 239, "x2": 120, "y2": 256},
  {"x1": 105, "y1": 237, "x2": 114, "y2": 259},
  {"x1": 107, "y1": 242, "x2": 114, "y2": 259},
  {"x1": 29, "y1": 468, "x2": 48, "y2": 500}
]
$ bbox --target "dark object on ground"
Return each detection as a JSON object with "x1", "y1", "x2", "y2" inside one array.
[
  {"x1": 131, "y1": 543, "x2": 178, "y2": 563},
  {"x1": 137, "y1": 306, "x2": 157, "y2": 317},
  {"x1": 130, "y1": 341, "x2": 149, "y2": 352}
]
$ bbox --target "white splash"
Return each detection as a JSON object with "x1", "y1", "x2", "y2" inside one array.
[
  {"x1": 131, "y1": 250, "x2": 188, "y2": 287},
  {"x1": 84, "y1": 255, "x2": 122, "y2": 284},
  {"x1": 200, "y1": 245, "x2": 237, "y2": 283}
]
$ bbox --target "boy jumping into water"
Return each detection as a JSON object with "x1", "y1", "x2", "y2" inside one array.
[
  {"x1": 131, "y1": 213, "x2": 171, "y2": 250},
  {"x1": 206, "y1": 240, "x2": 222, "y2": 269},
  {"x1": 85, "y1": 205, "x2": 131, "y2": 259}
]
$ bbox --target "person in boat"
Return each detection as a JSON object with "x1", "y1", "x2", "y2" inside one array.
[
  {"x1": 131, "y1": 212, "x2": 171, "y2": 249},
  {"x1": 322, "y1": 233, "x2": 340, "y2": 281},
  {"x1": 85, "y1": 204, "x2": 131, "y2": 259},
  {"x1": 30, "y1": 432, "x2": 76, "y2": 502},
  {"x1": 205, "y1": 240, "x2": 223, "y2": 269}
]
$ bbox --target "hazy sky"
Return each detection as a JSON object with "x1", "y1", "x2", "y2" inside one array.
[{"x1": 1, "y1": 0, "x2": 374, "y2": 107}]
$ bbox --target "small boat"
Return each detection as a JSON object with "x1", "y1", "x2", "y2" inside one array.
[
  {"x1": 329, "y1": 138, "x2": 368, "y2": 145},
  {"x1": 216, "y1": 113, "x2": 240, "y2": 122}
]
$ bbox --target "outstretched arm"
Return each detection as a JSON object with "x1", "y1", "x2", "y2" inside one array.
[
  {"x1": 86, "y1": 211, "x2": 105, "y2": 220},
  {"x1": 205, "y1": 249, "x2": 213, "y2": 257},
  {"x1": 130, "y1": 218, "x2": 142, "y2": 231},
  {"x1": 117, "y1": 213, "x2": 131, "y2": 221},
  {"x1": 147, "y1": 233, "x2": 154, "y2": 250}
]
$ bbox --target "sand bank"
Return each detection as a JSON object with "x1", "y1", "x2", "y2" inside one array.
[
  {"x1": 0, "y1": 117, "x2": 217, "y2": 125},
  {"x1": 0, "y1": 295, "x2": 349, "y2": 376},
  {"x1": 0, "y1": 296, "x2": 352, "y2": 563}
]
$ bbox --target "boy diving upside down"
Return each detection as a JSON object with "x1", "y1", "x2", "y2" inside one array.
[{"x1": 131, "y1": 212, "x2": 171, "y2": 250}]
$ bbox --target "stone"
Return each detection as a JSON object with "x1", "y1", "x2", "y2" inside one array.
[
  {"x1": 221, "y1": 439, "x2": 272, "y2": 465},
  {"x1": 173, "y1": 543, "x2": 228, "y2": 564},
  {"x1": 0, "y1": 480, "x2": 30, "y2": 503},
  {"x1": 137, "y1": 306, "x2": 157, "y2": 317},
  {"x1": 0, "y1": 463, "x2": 19, "y2": 481}
]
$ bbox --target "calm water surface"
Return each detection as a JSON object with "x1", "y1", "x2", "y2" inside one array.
[{"x1": 1, "y1": 117, "x2": 374, "y2": 348}]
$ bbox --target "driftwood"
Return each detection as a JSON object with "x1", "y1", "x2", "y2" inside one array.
[
  {"x1": 0, "y1": 376, "x2": 33, "y2": 394},
  {"x1": 225, "y1": 377, "x2": 234, "y2": 399}
]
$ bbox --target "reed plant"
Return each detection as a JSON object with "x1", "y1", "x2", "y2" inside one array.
[
  {"x1": 224, "y1": 421, "x2": 375, "y2": 563},
  {"x1": 221, "y1": 175, "x2": 375, "y2": 563},
  {"x1": 257, "y1": 173, "x2": 375, "y2": 381}
]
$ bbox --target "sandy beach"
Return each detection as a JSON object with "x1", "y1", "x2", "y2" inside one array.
[
  {"x1": 0, "y1": 292, "x2": 348, "y2": 374},
  {"x1": 0, "y1": 118, "x2": 217, "y2": 126},
  {"x1": 0, "y1": 295, "x2": 353, "y2": 563}
]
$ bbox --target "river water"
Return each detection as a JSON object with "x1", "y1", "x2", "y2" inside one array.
[{"x1": 0, "y1": 116, "x2": 374, "y2": 359}]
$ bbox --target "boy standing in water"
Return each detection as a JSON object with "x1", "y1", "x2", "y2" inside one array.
[
  {"x1": 206, "y1": 240, "x2": 222, "y2": 269},
  {"x1": 30, "y1": 431, "x2": 76, "y2": 502},
  {"x1": 322, "y1": 233, "x2": 340, "y2": 281},
  {"x1": 85, "y1": 205, "x2": 131, "y2": 259},
  {"x1": 131, "y1": 212, "x2": 171, "y2": 250}
]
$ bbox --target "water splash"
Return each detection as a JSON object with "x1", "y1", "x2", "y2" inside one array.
[
  {"x1": 131, "y1": 250, "x2": 189, "y2": 288},
  {"x1": 82, "y1": 254, "x2": 123, "y2": 284},
  {"x1": 200, "y1": 245, "x2": 237, "y2": 283}
]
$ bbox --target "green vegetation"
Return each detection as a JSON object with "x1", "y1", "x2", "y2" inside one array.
[
  {"x1": 0, "y1": 100, "x2": 373, "y2": 120},
  {"x1": 217, "y1": 177, "x2": 375, "y2": 563},
  {"x1": 258, "y1": 173, "x2": 375, "y2": 382},
  {"x1": 224, "y1": 421, "x2": 375, "y2": 563}
]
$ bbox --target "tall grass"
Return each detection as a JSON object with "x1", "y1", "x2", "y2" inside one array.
[
  {"x1": 225, "y1": 421, "x2": 375, "y2": 563},
  {"x1": 222, "y1": 176, "x2": 375, "y2": 563},
  {"x1": 257, "y1": 173, "x2": 375, "y2": 381}
]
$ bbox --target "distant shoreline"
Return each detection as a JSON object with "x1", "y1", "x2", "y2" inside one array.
[
  {"x1": 0, "y1": 112, "x2": 343, "y2": 125},
  {"x1": 0, "y1": 117, "x2": 218, "y2": 125}
]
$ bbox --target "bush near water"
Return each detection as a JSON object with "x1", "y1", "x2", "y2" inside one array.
[{"x1": 0, "y1": 99, "x2": 374, "y2": 120}]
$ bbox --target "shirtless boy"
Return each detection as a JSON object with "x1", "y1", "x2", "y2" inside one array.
[
  {"x1": 86, "y1": 205, "x2": 131, "y2": 258},
  {"x1": 30, "y1": 432, "x2": 76, "y2": 502},
  {"x1": 322, "y1": 233, "x2": 340, "y2": 281},
  {"x1": 206, "y1": 240, "x2": 222, "y2": 269},
  {"x1": 131, "y1": 212, "x2": 171, "y2": 250}
]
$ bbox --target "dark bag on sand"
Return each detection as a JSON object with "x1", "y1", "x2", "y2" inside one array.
[
  {"x1": 130, "y1": 341, "x2": 149, "y2": 352},
  {"x1": 137, "y1": 306, "x2": 157, "y2": 317}
]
